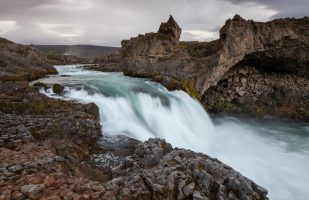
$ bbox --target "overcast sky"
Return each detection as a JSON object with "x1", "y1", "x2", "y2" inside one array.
[{"x1": 0, "y1": 0, "x2": 308, "y2": 47}]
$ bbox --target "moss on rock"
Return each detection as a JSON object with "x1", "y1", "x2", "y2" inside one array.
[{"x1": 182, "y1": 79, "x2": 201, "y2": 100}]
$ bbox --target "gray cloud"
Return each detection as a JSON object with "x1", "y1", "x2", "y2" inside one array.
[
  {"x1": 222, "y1": 0, "x2": 309, "y2": 18},
  {"x1": 0, "y1": 0, "x2": 307, "y2": 46}
]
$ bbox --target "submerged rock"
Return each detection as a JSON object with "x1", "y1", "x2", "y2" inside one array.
[{"x1": 52, "y1": 83, "x2": 64, "y2": 94}]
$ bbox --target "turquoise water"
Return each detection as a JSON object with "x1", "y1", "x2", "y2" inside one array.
[{"x1": 38, "y1": 65, "x2": 309, "y2": 200}]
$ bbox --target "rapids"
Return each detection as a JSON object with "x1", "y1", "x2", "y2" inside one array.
[{"x1": 37, "y1": 65, "x2": 309, "y2": 200}]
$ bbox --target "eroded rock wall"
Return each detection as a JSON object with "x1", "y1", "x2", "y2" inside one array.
[{"x1": 118, "y1": 15, "x2": 308, "y2": 121}]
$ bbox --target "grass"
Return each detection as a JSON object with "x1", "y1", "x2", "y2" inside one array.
[
  {"x1": 179, "y1": 40, "x2": 219, "y2": 58},
  {"x1": 146, "y1": 32, "x2": 173, "y2": 41}
]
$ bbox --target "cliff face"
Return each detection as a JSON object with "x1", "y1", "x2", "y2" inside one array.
[
  {"x1": 121, "y1": 15, "x2": 308, "y2": 92},
  {"x1": 119, "y1": 15, "x2": 309, "y2": 121},
  {"x1": 205, "y1": 15, "x2": 308, "y2": 93}
]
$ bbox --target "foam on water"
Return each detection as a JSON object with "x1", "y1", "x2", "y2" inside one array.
[{"x1": 39, "y1": 65, "x2": 309, "y2": 200}]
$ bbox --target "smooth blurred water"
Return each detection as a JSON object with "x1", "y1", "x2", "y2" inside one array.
[{"x1": 38, "y1": 65, "x2": 309, "y2": 200}]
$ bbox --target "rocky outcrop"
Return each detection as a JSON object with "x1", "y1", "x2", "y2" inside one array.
[
  {"x1": 0, "y1": 38, "x2": 57, "y2": 81},
  {"x1": 0, "y1": 38, "x2": 108, "y2": 199},
  {"x1": 87, "y1": 138, "x2": 268, "y2": 200},
  {"x1": 0, "y1": 81, "x2": 101, "y2": 160},
  {"x1": 117, "y1": 15, "x2": 309, "y2": 121},
  {"x1": 203, "y1": 15, "x2": 308, "y2": 93},
  {"x1": 120, "y1": 15, "x2": 308, "y2": 92},
  {"x1": 0, "y1": 137, "x2": 268, "y2": 200},
  {"x1": 121, "y1": 15, "x2": 183, "y2": 65}
]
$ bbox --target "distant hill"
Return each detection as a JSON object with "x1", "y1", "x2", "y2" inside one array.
[{"x1": 34, "y1": 45, "x2": 120, "y2": 59}]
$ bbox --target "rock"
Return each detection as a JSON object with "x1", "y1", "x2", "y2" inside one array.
[
  {"x1": 120, "y1": 14, "x2": 309, "y2": 102},
  {"x1": 183, "y1": 182, "x2": 195, "y2": 196},
  {"x1": 0, "y1": 37, "x2": 57, "y2": 81},
  {"x1": 241, "y1": 77, "x2": 247, "y2": 85},
  {"x1": 234, "y1": 76, "x2": 240, "y2": 83},
  {"x1": 52, "y1": 83, "x2": 64, "y2": 94},
  {"x1": 135, "y1": 138, "x2": 172, "y2": 167},
  {"x1": 85, "y1": 102, "x2": 100, "y2": 120},
  {"x1": 193, "y1": 191, "x2": 206, "y2": 200},
  {"x1": 8, "y1": 164, "x2": 23, "y2": 173},
  {"x1": 44, "y1": 175, "x2": 56, "y2": 187},
  {"x1": 11, "y1": 191, "x2": 24, "y2": 200},
  {"x1": 239, "y1": 68, "x2": 249, "y2": 75},
  {"x1": 158, "y1": 15, "x2": 182, "y2": 41},
  {"x1": 238, "y1": 91, "x2": 246, "y2": 96},
  {"x1": 121, "y1": 15, "x2": 185, "y2": 66},
  {"x1": 54, "y1": 156, "x2": 65, "y2": 162},
  {"x1": 21, "y1": 184, "x2": 45, "y2": 200}
]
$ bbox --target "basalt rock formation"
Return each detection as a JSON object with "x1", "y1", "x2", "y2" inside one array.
[{"x1": 118, "y1": 15, "x2": 309, "y2": 121}]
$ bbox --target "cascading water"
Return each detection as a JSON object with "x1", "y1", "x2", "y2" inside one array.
[{"x1": 38, "y1": 65, "x2": 309, "y2": 200}]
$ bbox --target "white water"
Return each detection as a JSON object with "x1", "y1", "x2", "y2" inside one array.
[{"x1": 38, "y1": 65, "x2": 309, "y2": 200}]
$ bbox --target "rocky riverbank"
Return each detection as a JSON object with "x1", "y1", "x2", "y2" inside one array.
[
  {"x1": 89, "y1": 15, "x2": 309, "y2": 122},
  {"x1": 0, "y1": 37, "x2": 269, "y2": 199}
]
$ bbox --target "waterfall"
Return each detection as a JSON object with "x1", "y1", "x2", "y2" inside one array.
[
  {"x1": 39, "y1": 65, "x2": 309, "y2": 200},
  {"x1": 44, "y1": 65, "x2": 216, "y2": 153}
]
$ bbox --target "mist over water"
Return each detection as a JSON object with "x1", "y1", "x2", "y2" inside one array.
[{"x1": 39, "y1": 65, "x2": 309, "y2": 200}]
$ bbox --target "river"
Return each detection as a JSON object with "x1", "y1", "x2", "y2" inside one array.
[{"x1": 36, "y1": 65, "x2": 309, "y2": 200}]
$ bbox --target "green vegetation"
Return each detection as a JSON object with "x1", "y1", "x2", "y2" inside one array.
[
  {"x1": 147, "y1": 32, "x2": 173, "y2": 41},
  {"x1": 47, "y1": 67, "x2": 58, "y2": 74},
  {"x1": 179, "y1": 40, "x2": 219, "y2": 58},
  {"x1": 29, "y1": 103, "x2": 46, "y2": 114},
  {"x1": 182, "y1": 79, "x2": 201, "y2": 101},
  {"x1": 206, "y1": 100, "x2": 242, "y2": 113}
]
